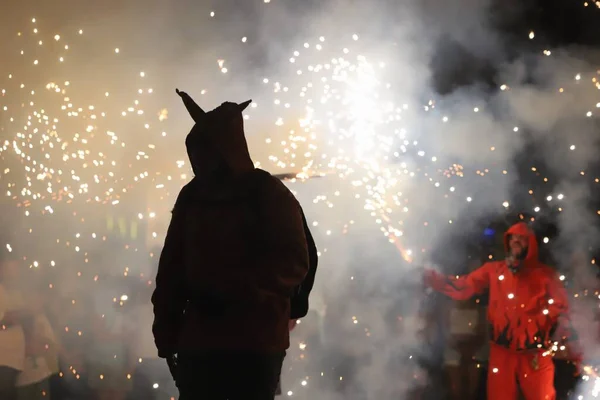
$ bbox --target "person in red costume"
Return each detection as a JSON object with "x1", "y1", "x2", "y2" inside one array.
[{"x1": 424, "y1": 221, "x2": 579, "y2": 400}]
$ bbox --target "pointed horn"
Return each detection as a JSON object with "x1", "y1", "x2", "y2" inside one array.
[
  {"x1": 238, "y1": 99, "x2": 252, "y2": 112},
  {"x1": 176, "y1": 88, "x2": 205, "y2": 123}
]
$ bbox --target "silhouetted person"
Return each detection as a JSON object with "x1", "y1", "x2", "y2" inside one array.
[{"x1": 152, "y1": 89, "x2": 310, "y2": 400}]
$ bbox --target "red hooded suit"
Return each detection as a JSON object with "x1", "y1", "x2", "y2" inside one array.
[{"x1": 425, "y1": 222, "x2": 572, "y2": 400}]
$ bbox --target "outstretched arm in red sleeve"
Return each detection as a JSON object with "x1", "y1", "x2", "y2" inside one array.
[
  {"x1": 424, "y1": 263, "x2": 491, "y2": 301},
  {"x1": 151, "y1": 191, "x2": 188, "y2": 359}
]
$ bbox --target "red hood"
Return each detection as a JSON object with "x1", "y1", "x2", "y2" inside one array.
[{"x1": 503, "y1": 222, "x2": 539, "y2": 266}]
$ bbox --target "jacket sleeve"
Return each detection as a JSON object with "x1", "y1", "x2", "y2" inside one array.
[
  {"x1": 254, "y1": 179, "x2": 309, "y2": 296},
  {"x1": 543, "y1": 271, "x2": 584, "y2": 361},
  {"x1": 524, "y1": 270, "x2": 569, "y2": 321},
  {"x1": 151, "y1": 189, "x2": 188, "y2": 358},
  {"x1": 541, "y1": 271, "x2": 575, "y2": 341},
  {"x1": 424, "y1": 264, "x2": 491, "y2": 301}
]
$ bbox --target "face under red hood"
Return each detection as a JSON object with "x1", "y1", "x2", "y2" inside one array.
[{"x1": 503, "y1": 222, "x2": 539, "y2": 265}]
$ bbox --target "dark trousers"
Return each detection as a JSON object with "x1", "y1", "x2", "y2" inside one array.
[
  {"x1": 177, "y1": 350, "x2": 285, "y2": 400},
  {"x1": 0, "y1": 366, "x2": 20, "y2": 400}
]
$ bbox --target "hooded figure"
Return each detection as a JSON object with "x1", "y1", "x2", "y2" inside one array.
[
  {"x1": 424, "y1": 222, "x2": 577, "y2": 400},
  {"x1": 151, "y1": 90, "x2": 309, "y2": 400}
]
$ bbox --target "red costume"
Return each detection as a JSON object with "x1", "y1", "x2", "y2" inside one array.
[{"x1": 425, "y1": 222, "x2": 573, "y2": 400}]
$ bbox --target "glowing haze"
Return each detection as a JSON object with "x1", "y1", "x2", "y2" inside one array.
[{"x1": 1, "y1": 0, "x2": 599, "y2": 397}]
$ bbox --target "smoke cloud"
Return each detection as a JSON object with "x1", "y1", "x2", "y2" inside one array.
[{"x1": 1, "y1": 0, "x2": 599, "y2": 398}]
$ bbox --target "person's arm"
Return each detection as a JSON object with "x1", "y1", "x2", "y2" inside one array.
[
  {"x1": 423, "y1": 264, "x2": 492, "y2": 301},
  {"x1": 523, "y1": 270, "x2": 569, "y2": 325},
  {"x1": 151, "y1": 188, "x2": 189, "y2": 358},
  {"x1": 544, "y1": 272, "x2": 582, "y2": 361},
  {"x1": 249, "y1": 178, "x2": 310, "y2": 297},
  {"x1": 543, "y1": 271, "x2": 569, "y2": 320}
]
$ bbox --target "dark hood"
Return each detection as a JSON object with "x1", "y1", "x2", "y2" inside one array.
[
  {"x1": 177, "y1": 89, "x2": 254, "y2": 178},
  {"x1": 503, "y1": 222, "x2": 539, "y2": 267}
]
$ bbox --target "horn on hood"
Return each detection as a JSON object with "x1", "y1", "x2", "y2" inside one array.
[
  {"x1": 238, "y1": 99, "x2": 252, "y2": 112},
  {"x1": 176, "y1": 88, "x2": 205, "y2": 123}
]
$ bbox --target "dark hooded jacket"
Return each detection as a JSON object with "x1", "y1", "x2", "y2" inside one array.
[
  {"x1": 151, "y1": 99, "x2": 309, "y2": 357},
  {"x1": 424, "y1": 222, "x2": 571, "y2": 352}
]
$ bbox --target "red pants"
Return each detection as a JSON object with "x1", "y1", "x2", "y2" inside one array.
[{"x1": 487, "y1": 344, "x2": 555, "y2": 400}]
